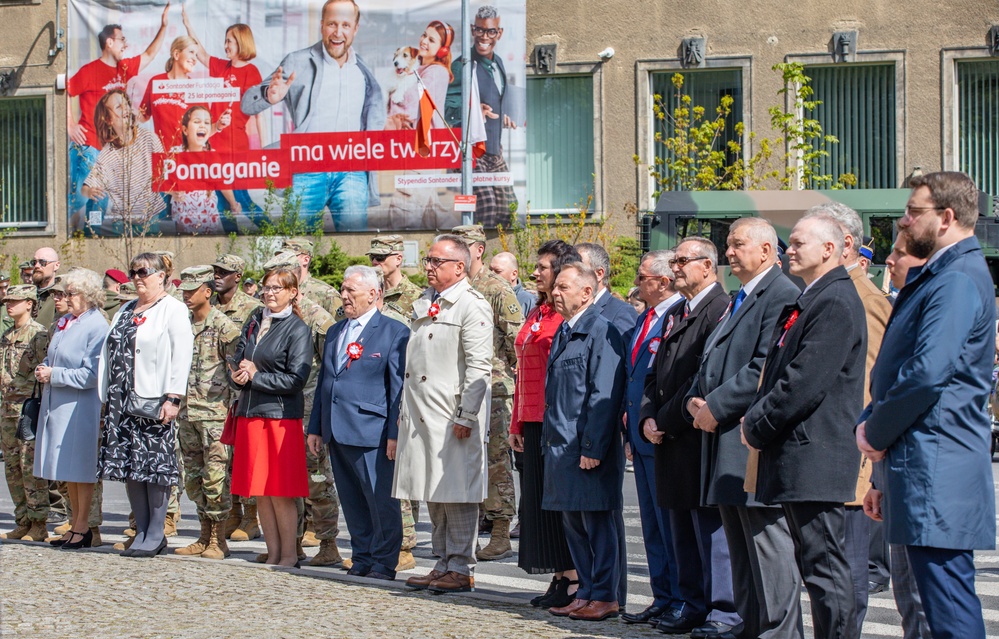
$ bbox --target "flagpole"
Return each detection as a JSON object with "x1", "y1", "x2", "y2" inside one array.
[{"x1": 460, "y1": 0, "x2": 473, "y2": 225}]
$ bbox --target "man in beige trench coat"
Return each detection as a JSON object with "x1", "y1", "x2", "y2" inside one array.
[{"x1": 394, "y1": 234, "x2": 494, "y2": 594}]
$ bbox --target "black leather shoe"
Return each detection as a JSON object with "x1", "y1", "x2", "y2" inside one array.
[
  {"x1": 531, "y1": 577, "x2": 560, "y2": 607},
  {"x1": 650, "y1": 607, "x2": 682, "y2": 628},
  {"x1": 868, "y1": 580, "x2": 889, "y2": 594},
  {"x1": 658, "y1": 612, "x2": 707, "y2": 634},
  {"x1": 622, "y1": 604, "x2": 670, "y2": 624},
  {"x1": 347, "y1": 565, "x2": 370, "y2": 577},
  {"x1": 691, "y1": 620, "x2": 741, "y2": 639},
  {"x1": 366, "y1": 571, "x2": 395, "y2": 581}
]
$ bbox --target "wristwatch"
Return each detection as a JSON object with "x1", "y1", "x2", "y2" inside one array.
[{"x1": 165, "y1": 397, "x2": 181, "y2": 406}]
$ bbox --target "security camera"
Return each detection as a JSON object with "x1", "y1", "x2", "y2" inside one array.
[{"x1": 598, "y1": 47, "x2": 615, "y2": 60}]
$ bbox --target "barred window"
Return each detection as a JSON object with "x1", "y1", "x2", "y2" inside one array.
[
  {"x1": 957, "y1": 59, "x2": 999, "y2": 196},
  {"x1": 0, "y1": 97, "x2": 47, "y2": 227}
]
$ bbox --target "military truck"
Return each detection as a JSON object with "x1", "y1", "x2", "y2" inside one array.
[{"x1": 641, "y1": 189, "x2": 999, "y2": 293}]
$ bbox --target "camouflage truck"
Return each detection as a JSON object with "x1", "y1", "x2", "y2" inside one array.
[{"x1": 642, "y1": 188, "x2": 999, "y2": 294}]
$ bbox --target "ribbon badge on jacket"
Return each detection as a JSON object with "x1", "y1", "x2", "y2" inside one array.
[{"x1": 346, "y1": 342, "x2": 363, "y2": 368}]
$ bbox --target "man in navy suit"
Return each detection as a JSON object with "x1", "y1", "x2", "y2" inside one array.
[
  {"x1": 857, "y1": 172, "x2": 996, "y2": 639},
  {"x1": 307, "y1": 265, "x2": 409, "y2": 580},
  {"x1": 576, "y1": 241, "x2": 636, "y2": 608},
  {"x1": 620, "y1": 250, "x2": 685, "y2": 626},
  {"x1": 544, "y1": 262, "x2": 627, "y2": 622}
]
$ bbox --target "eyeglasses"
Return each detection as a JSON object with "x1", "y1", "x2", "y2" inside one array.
[
  {"x1": 422, "y1": 256, "x2": 461, "y2": 269},
  {"x1": 52, "y1": 291, "x2": 66, "y2": 299},
  {"x1": 903, "y1": 205, "x2": 945, "y2": 218},
  {"x1": 260, "y1": 285, "x2": 288, "y2": 295},
  {"x1": 668, "y1": 256, "x2": 709, "y2": 268},
  {"x1": 471, "y1": 25, "x2": 500, "y2": 37},
  {"x1": 30, "y1": 259, "x2": 54, "y2": 267},
  {"x1": 370, "y1": 254, "x2": 399, "y2": 263},
  {"x1": 129, "y1": 267, "x2": 160, "y2": 279},
  {"x1": 636, "y1": 273, "x2": 662, "y2": 282}
]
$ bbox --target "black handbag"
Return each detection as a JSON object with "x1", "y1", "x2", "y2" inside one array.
[
  {"x1": 124, "y1": 392, "x2": 165, "y2": 420},
  {"x1": 15, "y1": 383, "x2": 41, "y2": 442}
]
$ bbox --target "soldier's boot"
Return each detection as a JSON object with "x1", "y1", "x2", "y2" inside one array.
[
  {"x1": 301, "y1": 526, "x2": 321, "y2": 547},
  {"x1": 53, "y1": 521, "x2": 72, "y2": 536},
  {"x1": 230, "y1": 504, "x2": 260, "y2": 541},
  {"x1": 396, "y1": 550, "x2": 417, "y2": 571},
  {"x1": 89, "y1": 527, "x2": 102, "y2": 547},
  {"x1": 22, "y1": 521, "x2": 49, "y2": 542},
  {"x1": 476, "y1": 519, "x2": 513, "y2": 561},
  {"x1": 341, "y1": 558, "x2": 353, "y2": 571},
  {"x1": 175, "y1": 518, "x2": 211, "y2": 555},
  {"x1": 113, "y1": 535, "x2": 136, "y2": 552},
  {"x1": 0, "y1": 522, "x2": 31, "y2": 540},
  {"x1": 200, "y1": 521, "x2": 228, "y2": 560},
  {"x1": 255, "y1": 552, "x2": 268, "y2": 563},
  {"x1": 297, "y1": 538, "x2": 307, "y2": 561},
  {"x1": 224, "y1": 503, "x2": 243, "y2": 539},
  {"x1": 164, "y1": 512, "x2": 178, "y2": 538},
  {"x1": 124, "y1": 512, "x2": 137, "y2": 537},
  {"x1": 306, "y1": 538, "x2": 341, "y2": 566}
]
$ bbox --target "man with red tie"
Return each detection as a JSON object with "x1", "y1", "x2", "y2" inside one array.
[{"x1": 620, "y1": 250, "x2": 685, "y2": 627}]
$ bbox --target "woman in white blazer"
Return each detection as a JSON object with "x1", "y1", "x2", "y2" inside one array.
[{"x1": 98, "y1": 253, "x2": 193, "y2": 558}]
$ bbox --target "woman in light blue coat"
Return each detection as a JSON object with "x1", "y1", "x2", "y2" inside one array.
[{"x1": 34, "y1": 268, "x2": 108, "y2": 550}]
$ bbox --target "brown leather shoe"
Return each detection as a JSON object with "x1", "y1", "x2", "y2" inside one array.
[
  {"x1": 405, "y1": 569, "x2": 446, "y2": 590},
  {"x1": 569, "y1": 600, "x2": 620, "y2": 621},
  {"x1": 549, "y1": 598, "x2": 590, "y2": 617},
  {"x1": 428, "y1": 571, "x2": 472, "y2": 593}
]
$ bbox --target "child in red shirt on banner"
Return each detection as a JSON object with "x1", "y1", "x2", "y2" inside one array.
[{"x1": 169, "y1": 105, "x2": 239, "y2": 233}]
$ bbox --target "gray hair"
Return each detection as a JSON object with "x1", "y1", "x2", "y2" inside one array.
[
  {"x1": 62, "y1": 268, "x2": 105, "y2": 310},
  {"x1": 344, "y1": 265, "x2": 381, "y2": 292},
  {"x1": 801, "y1": 215, "x2": 846, "y2": 256},
  {"x1": 804, "y1": 202, "x2": 862, "y2": 258},
  {"x1": 678, "y1": 236, "x2": 718, "y2": 266},
  {"x1": 432, "y1": 234, "x2": 472, "y2": 272},
  {"x1": 729, "y1": 217, "x2": 778, "y2": 251},
  {"x1": 560, "y1": 261, "x2": 598, "y2": 290},
  {"x1": 575, "y1": 242, "x2": 611, "y2": 286},
  {"x1": 476, "y1": 5, "x2": 499, "y2": 20},
  {"x1": 641, "y1": 250, "x2": 676, "y2": 280}
]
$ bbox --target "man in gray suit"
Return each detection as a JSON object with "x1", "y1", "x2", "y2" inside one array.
[
  {"x1": 241, "y1": 0, "x2": 384, "y2": 230},
  {"x1": 686, "y1": 218, "x2": 803, "y2": 639}
]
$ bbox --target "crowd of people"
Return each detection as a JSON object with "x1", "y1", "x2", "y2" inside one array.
[{"x1": 0, "y1": 172, "x2": 995, "y2": 638}]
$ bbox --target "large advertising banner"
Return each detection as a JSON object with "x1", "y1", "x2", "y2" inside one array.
[{"x1": 67, "y1": 0, "x2": 526, "y2": 236}]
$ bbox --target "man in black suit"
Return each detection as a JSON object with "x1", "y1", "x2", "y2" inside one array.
[
  {"x1": 640, "y1": 237, "x2": 741, "y2": 636},
  {"x1": 686, "y1": 218, "x2": 803, "y2": 639},
  {"x1": 742, "y1": 215, "x2": 866, "y2": 639},
  {"x1": 576, "y1": 242, "x2": 638, "y2": 335}
]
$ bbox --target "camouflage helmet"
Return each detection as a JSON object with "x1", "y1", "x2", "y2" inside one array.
[
  {"x1": 451, "y1": 225, "x2": 487, "y2": 245},
  {"x1": 367, "y1": 235, "x2": 405, "y2": 256},
  {"x1": 3, "y1": 284, "x2": 37, "y2": 302}
]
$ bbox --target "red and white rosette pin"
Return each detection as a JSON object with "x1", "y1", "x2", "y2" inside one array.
[
  {"x1": 57, "y1": 316, "x2": 69, "y2": 331},
  {"x1": 428, "y1": 302, "x2": 441, "y2": 319},
  {"x1": 133, "y1": 315, "x2": 147, "y2": 326},
  {"x1": 777, "y1": 309, "x2": 800, "y2": 348},
  {"x1": 346, "y1": 342, "x2": 363, "y2": 368},
  {"x1": 663, "y1": 315, "x2": 674, "y2": 338},
  {"x1": 647, "y1": 337, "x2": 661, "y2": 355},
  {"x1": 530, "y1": 321, "x2": 542, "y2": 334}
]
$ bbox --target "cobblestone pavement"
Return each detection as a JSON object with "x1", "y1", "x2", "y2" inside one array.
[{"x1": 1, "y1": 542, "x2": 629, "y2": 639}]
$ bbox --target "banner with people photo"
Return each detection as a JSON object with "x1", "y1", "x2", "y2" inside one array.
[{"x1": 66, "y1": 0, "x2": 527, "y2": 236}]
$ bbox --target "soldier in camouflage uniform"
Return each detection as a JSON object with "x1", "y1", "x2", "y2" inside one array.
[
  {"x1": 211, "y1": 254, "x2": 264, "y2": 541},
  {"x1": 175, "y1": 266, "x2": 241, "y2": 560},
  {"x1": 264, "y1": 252, "x2": 342, "y2": 567},
  {"x1": 0, "y1": 273, "x2": 12, "y2": 333},
  {"x1": 452, "y1": 225, "x2": 523, "y2": 561},
  {"x1": 368, "y1": 235, "x2": 423, "y2": 571},
  {"x1": 280, "y1": 239, "x2": 343, "y2": 319},
  {"x1": 0, "y1": 285, "x2": 51, "y2": 542}
]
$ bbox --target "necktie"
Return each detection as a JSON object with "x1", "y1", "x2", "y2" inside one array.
[
  {"x1": 631, "y1": 311, "x2": 655, "y2": 365},
  {"x1": 338, "y1": 320, "x2": 360, "y2": 370},
  {"x1": 683, "y1": 303, "x2": 691, "y2": 319},
  {"x1": 731, "y1": 288, "x2": 747, "y2": 315},
  {"x1": 557, "y1": 322, "x2": 571, "y2": 350}
]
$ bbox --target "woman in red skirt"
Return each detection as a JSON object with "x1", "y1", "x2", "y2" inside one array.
[{"x1": 229, "y1": 267, "x2": 312, "y2": 567}]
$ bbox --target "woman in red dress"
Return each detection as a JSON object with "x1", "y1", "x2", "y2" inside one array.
[
  {"x1": 509, "y1": 240, "x2": 582, "y2": 608},
  {"x1": 229, "y1": 267, "x2": 311, "y2": 567}
]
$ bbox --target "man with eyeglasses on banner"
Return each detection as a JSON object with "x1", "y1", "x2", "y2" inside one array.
[
  {"x1": 394, "y1": 235, "x2": 493, "y2": 594},
  {"x1": 31, "y1": 248, "x2": 61, "y2": 332},
  {"x1": 443, "y1": 5, "x2": 518, "y2": 227}
]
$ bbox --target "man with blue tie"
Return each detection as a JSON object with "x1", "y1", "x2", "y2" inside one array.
[
  {"x1": 620, "y1": 250, "x2": 685, "y2": 626},
  {"x1": 307, "y1": 265, "x2": 409, "y2": 581},
  {"x1": 686, "y1": 218, "x2": 803, "y2": 639}
]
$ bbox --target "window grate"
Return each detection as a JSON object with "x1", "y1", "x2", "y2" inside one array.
[
  {"x1": 0, "y1": 96, "x2": 47, "y2": 227},
  {"x1": 957, "y1": 59, "x2": 999, "y2": 197}
]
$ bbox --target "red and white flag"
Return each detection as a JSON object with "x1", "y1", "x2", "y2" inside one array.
[
  {"x1": 416, "y1": 83, "x2": 438, "y2": 158},
  {"x1": 467, "y1": 63, "x2": 487, "y2": 159}
]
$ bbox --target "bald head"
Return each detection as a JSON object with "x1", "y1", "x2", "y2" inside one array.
[
  {"x1": 489, "y1": 252, "x2": 520, "y2": 286},
  {"x1": 31, "y1": 246, "x2": 60, "y2": 288}
]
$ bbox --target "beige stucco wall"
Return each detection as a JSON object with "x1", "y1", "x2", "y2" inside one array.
[{"x1": 2, "y1": 0, "x2": 996, "y2": 272}]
